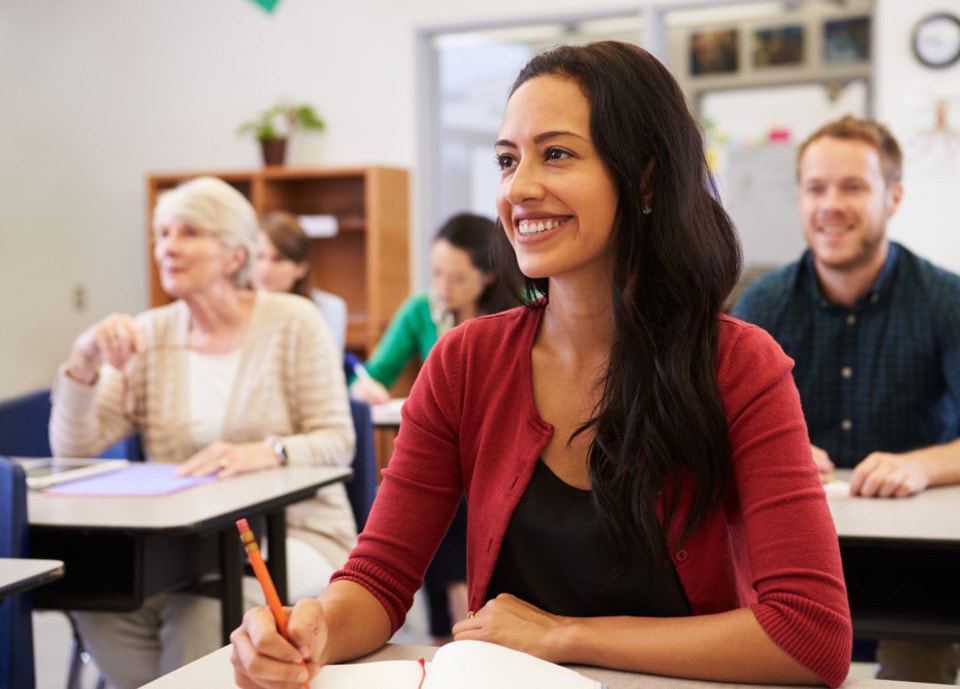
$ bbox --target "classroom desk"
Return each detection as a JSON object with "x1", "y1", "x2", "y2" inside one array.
[
  {"x1": 828, "y1": 470, "x2": 960, "y2": 642},
  {"x1": 27, "y1": 465, "x2": 351, "y2": 643},
  {"x1": 0, "y1": 557, "x2": 64, "y2": 599},
  {"x1": 140, "y1": 642, "x2": 937, "y2": 689},
  {"x1": 370, "y1": 398, "x2": 404, "y2": 479},
  {"x1": 370, "y1": 397, "x2": 404, "y2": 429}
]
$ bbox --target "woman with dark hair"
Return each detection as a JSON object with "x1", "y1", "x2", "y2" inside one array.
[
  {"x1": 252, "y1": 210, "x2": 348, "y2": 353},
  {"x1": 349, "y1": 211, "x2": 510, "y2": 405},
  {"x1": 231, "y1": 42, "x2": 851, "y2": 688}
]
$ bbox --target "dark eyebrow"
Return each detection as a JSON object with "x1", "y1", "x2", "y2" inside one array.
[{"x1": 495, "y1": 130, "x2": 585, "y2": 148}]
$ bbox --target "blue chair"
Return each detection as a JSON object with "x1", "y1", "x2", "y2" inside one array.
[
  {"x1": 0, "y1": 388, "x2": 137, "y2": 689},
  {"x1": 0, "y1": 388, "x2": 142, "y2": 461},
  {"x1": 346, "y1": 398, "x2": 378, "y2": 530},
  {"x1": 0, "y1": 388, "x2": 55, "y2": 457},
  {"x1": 0, "y1": 457, "x2": 35, "y2": 689}
]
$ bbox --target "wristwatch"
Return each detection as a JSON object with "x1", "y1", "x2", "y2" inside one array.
[{"x1": 265, "y1": 436, "x2": 288, "y2": 466}]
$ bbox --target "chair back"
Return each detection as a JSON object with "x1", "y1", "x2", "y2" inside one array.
[
  {"x1": 0, "y1": 387, "x2": 143, "y2": 461},
  {"x1": 346, "y1": 398, "x2": 377, "y2": 530},
  {"x1": 0, "y1": 388, "x2": 53, "y2": 456},
  {"x1": 0, "y1": 456, "x2": 36, "y2": 689}
]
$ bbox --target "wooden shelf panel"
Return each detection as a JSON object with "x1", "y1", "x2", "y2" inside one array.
[
  {"x1": 309, "y1": 232, "x2": 367, "y2": 313},
  {"x1": 145, "y1": 166, "x2": 410, "y2": 355},
  {"x1": 261, "y1": 175, "x2": 366, "y2": 219}
]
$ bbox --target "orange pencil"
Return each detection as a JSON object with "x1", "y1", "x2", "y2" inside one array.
[{"x1": 236, "y1": 518, "x2": 309, "y2": 689}]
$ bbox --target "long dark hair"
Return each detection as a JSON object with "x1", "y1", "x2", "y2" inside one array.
[
  {"x1": 435, "y1": 212, "x2": 518, "y2": 316},
  {"x1": 491, "y1": 41, "x2": 742, "y2": 571}
]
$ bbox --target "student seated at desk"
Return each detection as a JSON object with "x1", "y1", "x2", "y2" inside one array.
[
  {"x1": 49, "y1": 176, "x2": 357, "y2": 689},
  {"x1": 348, "y1": 211, "x2": 516, "y2": 405},
  {"x1": 350, "y1": 211, "x2": 518, "y2": 643},
  {"x1": 252, "y1": 210, "x2": 348, "y2": 354},
  {"x1": 231, "y1": 41, "x2": 852, "y2": 689},
  {"x1": 732, "y1": 115, "x2": 960, "y2": 684}
]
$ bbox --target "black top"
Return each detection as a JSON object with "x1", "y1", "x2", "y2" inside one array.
[{"x1": 487, "y1": 459, "x2": 692, "y2": 618}]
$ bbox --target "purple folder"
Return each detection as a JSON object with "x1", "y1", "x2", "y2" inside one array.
[{"x1": 44, "y1": 463, "x2": 216, "y2": 496}]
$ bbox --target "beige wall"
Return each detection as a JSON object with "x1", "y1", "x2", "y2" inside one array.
[
  {"x1": 874, "y1": 0, "x2": 960, "y2": 265},
  {"x1": 0, "y1": 0, "x2": 956, "y2": 397},
  {"x1": 0, "y1": 0, "x2": 599, "y2": 397}
]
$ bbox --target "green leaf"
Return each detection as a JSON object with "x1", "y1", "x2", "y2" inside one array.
[
  {"x1": 237, "y1": 101, "x2": 325, "y2": 141},
  {"x1": 250, "y1": 0, "x2": 282, "y2": 14}
]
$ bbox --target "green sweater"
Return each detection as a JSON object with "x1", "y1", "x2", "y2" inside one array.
[{"x1": 364, "y1": 292, "x2": 445, "y2": 388}]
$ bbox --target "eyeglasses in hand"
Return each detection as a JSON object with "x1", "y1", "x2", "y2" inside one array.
[{"x1": 121, "y1": 343, "x2": 198, "y2": 430}]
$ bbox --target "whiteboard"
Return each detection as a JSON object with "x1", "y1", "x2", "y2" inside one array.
[
  {"x1": 723, "y1": 144, "x2": 807, "y2": 268},
  {"x1": 703, "y1": 80, "x2": 869, "y2": 269}
]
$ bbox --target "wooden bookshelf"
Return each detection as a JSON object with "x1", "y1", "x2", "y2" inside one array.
[{"x1": 145, "y1": 166, "x2": 410, "y2": 357}]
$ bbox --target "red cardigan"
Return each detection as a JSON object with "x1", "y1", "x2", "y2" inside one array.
[{"x1": 334, "y1": 307, "x2": 852, "y2": 687}]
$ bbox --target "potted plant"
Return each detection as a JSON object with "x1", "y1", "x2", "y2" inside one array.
[{"x1": 237, "y1": 102, "x2": 326, "y2": 166}]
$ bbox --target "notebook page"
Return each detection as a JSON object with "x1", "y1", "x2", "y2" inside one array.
[
  {"x1": 824, "y1": 478, "x2": 851, "y2": 497},
  {"x1": 312, "y1": 659, "x2": 428, "y2": 687},
  {"x1": 425, "y1": 640, "x2": 603, "y2": 689}
]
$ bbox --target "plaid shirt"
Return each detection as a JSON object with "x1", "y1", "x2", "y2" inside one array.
[{"x1": 732, "y1": 242, "x2": 960, "y2": 468}]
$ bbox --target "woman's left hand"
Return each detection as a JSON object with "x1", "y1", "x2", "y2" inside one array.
[
  {"x1": 176, "y1": 440, "x2": 282, "y2": 479},
  {"x1": 451, "y1": 593, "x2": 568, "y2": 662}
]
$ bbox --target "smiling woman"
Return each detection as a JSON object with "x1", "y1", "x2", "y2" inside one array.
[
  {"x1": 232, "y1": 42, "x2": 852, "y2": 689},
  {"x1": 420, "y1": 12, "x2": 642, "y2": 290},
  {"x1": 494, "y1": 77, "x2": 619, "y2": 286}
]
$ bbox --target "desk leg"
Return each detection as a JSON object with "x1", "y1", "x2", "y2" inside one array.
[
  {"x1": 265, "y1": 509, "x2": 289, "y2": 604},
  {"x1": 374, "y1": 427, "x2": 397, "y2": 482},
  {"x1": 219, "y1": 528, "x2": 242, "y2": 644}
]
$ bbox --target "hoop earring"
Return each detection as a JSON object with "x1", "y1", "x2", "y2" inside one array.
[{"x1": 642, "y1": 205, "x2": 652, "y2": 215}]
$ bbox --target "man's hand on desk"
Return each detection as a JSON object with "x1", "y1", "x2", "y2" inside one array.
[
  {"x1": 849, "y1": 452, "x2": 931, "y2": 498},
  {"x1": 811, "y1": 445, "x2": 835, "y2": 484}
]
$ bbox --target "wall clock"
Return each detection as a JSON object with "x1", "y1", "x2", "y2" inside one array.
[{"x1": 912, "y1": 12, "x2": 960, "y2": 69}]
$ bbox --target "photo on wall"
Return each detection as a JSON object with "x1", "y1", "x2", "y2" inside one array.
[
  {"x1": 823, "y1": 16, "x2": 871, "y2": 64},
  {"x1": 753, "y1": 24, "x2": 805, "y2": 67},
  {"x1": 689, "y1": 28, "x2": 739, "y2": 75}
]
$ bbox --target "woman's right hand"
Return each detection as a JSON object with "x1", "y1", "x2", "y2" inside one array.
[
  {"x1": 66, "y1": 313, "x2": 145, "y2": 384},
  {"x1": 231, "y1": 598, "x2": 329, "y2": 689},
  {"x1": 349, "y1": 376, "x2": 391, "y2": 405}
]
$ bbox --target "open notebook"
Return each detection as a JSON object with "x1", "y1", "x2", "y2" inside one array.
[{"x1": 314, "y1": 640, "x2": 604, "y2": 689}]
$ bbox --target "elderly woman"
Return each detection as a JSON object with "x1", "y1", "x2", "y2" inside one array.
[{"x1": 50, "y1": 176, "x2": 357, "y2": 689}]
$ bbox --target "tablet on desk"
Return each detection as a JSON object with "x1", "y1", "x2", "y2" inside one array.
[{"x1": 11, "y1": 457, "x2": 130, "y2": 490}]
